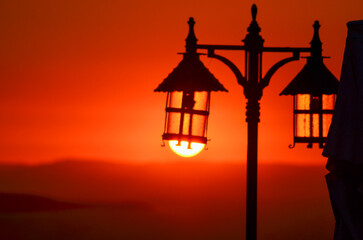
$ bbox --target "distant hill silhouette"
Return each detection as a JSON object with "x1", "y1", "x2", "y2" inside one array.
[
  {"x1": 0, "y1": 192, "x2": 85, "y2": 213},
  {"x1": 0, "y1": 160, "x2": 334, "y2": 240}
]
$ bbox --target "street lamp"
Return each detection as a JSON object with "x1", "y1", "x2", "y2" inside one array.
[
  {"x1": 280, "y1": 21, "x2": 339, "y2": 149},
  {"x1": 154, "y1": 18, "x2": 227, "y2": 157},
  {"x1": 155, "y1": 4, "x2": 338, "y2": 240}
]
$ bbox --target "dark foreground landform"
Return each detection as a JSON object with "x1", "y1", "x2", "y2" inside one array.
[
  {"x1": 0, "y1": 192, "x2": 86, "y2": 213},
  {"x1": 0, "y1": 160, "x2": 334, "y2": 240}
]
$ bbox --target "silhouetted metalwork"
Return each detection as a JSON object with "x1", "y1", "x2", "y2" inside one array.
[
  {"x1": 155, "y1": 18, "x2": 227, "y2": 148},
  {"x1": 156, "y1": 4, "x2": 338, "y2": 240},
  {"x1": 280, "y1": 21, "x2": 339, "y2": 148}
]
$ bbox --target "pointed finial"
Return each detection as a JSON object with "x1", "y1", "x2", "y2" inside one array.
[
  {"x1": 310, "y1": 20, "x2": 322, "y2": 58},
  {"x1": 186, "y1": 17, "x2": 198, "y2": 54},
  {"x1": 312, "y1": 21, "x2": 321, "y2": 40},
  {"x1": 243, "y1": 4, "x2": 263, "y2": 48},
  {"x1": 311, "y1": 21, "x2": 322, "y2": 46},
  {"x1": 252, "y1": 4, "x2": 257, "y2": 22},
  {"x1": 313, "y1": 21, "x2": 320, "y2": 34},
  {"x1": 188, "y1": 17, "x2": 195, "y2": 28}
]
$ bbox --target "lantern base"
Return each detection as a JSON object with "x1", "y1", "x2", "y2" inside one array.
[
  {"x1": 294, "y1": 137, "x2": 326, "y2": 148},
  {"x1": 162, "y1": 133, "x2": 207, "y2": 144}
]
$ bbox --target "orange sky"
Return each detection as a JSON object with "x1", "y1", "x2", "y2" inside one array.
[{"x1": 0, "y1": 0, "x2": 362, "y2": 165}]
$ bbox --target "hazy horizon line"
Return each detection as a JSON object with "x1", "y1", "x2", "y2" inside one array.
[{"x1": 0, "y1": 157, "x2": 327, "y2": 168}]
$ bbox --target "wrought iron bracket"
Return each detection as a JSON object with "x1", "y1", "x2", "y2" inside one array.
[
  {"x1": 206, "y1": 49, "x2": 247, "y2": 87},
  {"x1": 288, "y1": 142, "x2": 296, "y2": 149},
  {"x1": 260, "y1": 51, "x2": 300, "y2": 89}
]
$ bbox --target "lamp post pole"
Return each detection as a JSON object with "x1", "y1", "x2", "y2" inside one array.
[
  {"x1": 196, "y1": 5, "x2": 311, "y2": 240},
  {"x1": 243, "y1": 7, "x2": 263, "y2": 240}
]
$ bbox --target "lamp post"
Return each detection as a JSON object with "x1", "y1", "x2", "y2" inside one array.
[{"x1": 155, "y1": 4, "x2": 338, "y2": 240}]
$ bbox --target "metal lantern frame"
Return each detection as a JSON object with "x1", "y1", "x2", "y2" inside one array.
[
  {"x1": 162, "y1": 90, "x2": 211, "y2": 147},
  {"x1": 290, "y1": 93, "x2": 336, "y2": 148},
  {"x1": 155, "y1": 18, "x2": 227, "y2": 149},
  {"x1": 280, "y1": 21, "x2": 339, "y2": 148}
]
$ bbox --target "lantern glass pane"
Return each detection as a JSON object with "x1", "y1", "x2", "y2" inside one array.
[
  {"x1": 167, "y1": 112, "x2": 181, "y2": 134},
  {"x1": 323, "y1": 114, "x2": 333, "y2": 137},
  {"x1": 182, "y1": 113, "x2": 191, "y2": 135},
  {"x1": 322, "y1": 94, "x2": 335, "y2": 110},
  {"x1": 312, "y1": 114, "x2": 319, "y2": 137},
  {"x1": 169, "y1": 92, "x2": 183, "y2": 109},
  {"x1": 296, "y1": 114, "x2": 310, "y2": 137},
  {"x1": 191, "y1": 115, "x2": 207, "y2": 137},
  {"x1": 296, "y1": 94, "x2": 310, "y2": 110},
  {"x1": 193, "y1": 92, "x2": 209, "y2": 111}
]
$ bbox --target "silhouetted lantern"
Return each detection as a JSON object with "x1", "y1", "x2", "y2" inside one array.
[
  {"x1": 280, "y1": 21, "x2": 339, "y2": 148},
  {"x1": 155, "y1": 18, "x2": 227, "y2": 157}
]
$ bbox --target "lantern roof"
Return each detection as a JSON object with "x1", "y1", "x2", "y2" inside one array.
[
  {"x1": 155, "y1": 17, "x2": 227, "y2": 92},
  {"x1": 279, "y1": 58, "x2": 339, "y2": 96},
  {"x1": 154, "y1": 54, "x2": 228, "y2": 92},
  {"x1": 280, "y1": 21, "x2": 339, "y2": 96}
]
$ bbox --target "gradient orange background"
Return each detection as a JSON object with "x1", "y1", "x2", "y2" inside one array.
[{"x1": 0, "y1": 0, "x2": 362, "y2": 165}]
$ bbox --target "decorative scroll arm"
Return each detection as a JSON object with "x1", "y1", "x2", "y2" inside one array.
[
  {"x1": 260, "y1": 51, "x2": 300, "y2": 89},
  {"x1": 289, "y1": 142, "x2": 296, "y2": 149},
  {"x1": 207, "y1": 49, "x2": 247, "y2": 87}
]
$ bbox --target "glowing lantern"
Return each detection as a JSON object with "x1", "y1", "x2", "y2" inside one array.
[
  {"x1": 155, "y1": 18, "x2": 227, "y2": 157},
  {"x1": 280, "y1": 21, "x2": 339, "y2": 148}
]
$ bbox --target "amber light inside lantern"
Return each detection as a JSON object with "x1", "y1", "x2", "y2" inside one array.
[
  {"x1": 294, "y1": 94, "x2": 335, "y2": 146},
  {"x1": 163, "y1": 91, "x2": 210, "y2": 157}
]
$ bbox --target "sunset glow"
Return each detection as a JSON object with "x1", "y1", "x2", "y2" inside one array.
[
  {"x1": 0, "y1": 0, "x2": 362, "y2": 165},
  {"x1": 169, "y1": 140, "x2": 205, "y2": 157},
  {"x1": 1, "y1": 1, "x2": 361, "y2": 239}
]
